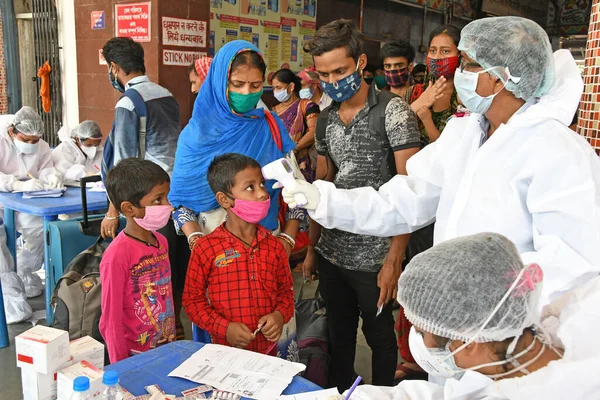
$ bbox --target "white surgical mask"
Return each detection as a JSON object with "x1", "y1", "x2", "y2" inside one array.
[
  {"x1": 274, "y1": 86, "x2": 292, "y2": 103},
  {"x1": 409, "y1": 266, "x2": 546, "y2": 380},
  {"x1": 13, "y1": 138, "x2": 38, "y2": 155},
  {"x1": 299, "y1": 87, "x2": 314, "y2": 100},
  {"x1": 80, "y1": 144, "x2": 97, "y2": 159},
  {"x1": 454, "y1": 66, "x2": 520, "y2": 115},
  {"x1": 409, "y1": 327, "x2": 464, "y2": 379},
  {"x1": 409, "y1": 326, "x2": 544, "y2": 380}
]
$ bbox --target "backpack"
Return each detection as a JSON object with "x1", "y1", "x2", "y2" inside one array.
[
  {"x1": 315, "y1": 90, "x2": 398, "y2": 182},
  {"x1": 51, "y1": 237, "x2": 109, "y2": 343},
  {"x1": 295, "y1": 284, "x2": 330, "y2": 388},
  {"x1": 101, "y1": 88, "x2": 148, "y2": 179}
]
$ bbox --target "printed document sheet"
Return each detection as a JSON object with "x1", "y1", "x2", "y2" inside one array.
[{"x1": 169, "y1": 344, "x2": 306, "y2": 400}]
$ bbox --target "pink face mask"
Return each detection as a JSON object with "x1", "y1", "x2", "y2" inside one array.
[
  {"x1": 230, "y1": 197, "x2": 271, "y2": 224},
  {"x1": 134, "y1": 205, "x2": 173, "y2": 232}
]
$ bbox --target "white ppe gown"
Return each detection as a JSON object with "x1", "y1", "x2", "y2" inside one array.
[
  {"x1": 51, "y1": 139, "x2": 103, "y2": 184},
  {"x1": 344, "y1": 275, "x2": 600, "y2": 400},
  {"x1": 0, "y1": 115, "x2": 58, "y2": 301},
  {"x1": 309, "y1": 50, "x2": 600, "y2": 307}
]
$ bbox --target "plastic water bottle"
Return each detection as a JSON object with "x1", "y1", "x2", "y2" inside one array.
[
  {"x1": 101, "y1": 370, "x2": 123, "y2": 400},
  {"x1": 70, "y1": 376, "x2": 91, "y2": 400}
]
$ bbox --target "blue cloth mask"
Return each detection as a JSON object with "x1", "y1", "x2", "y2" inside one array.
[
  {"x1": 320, "y1": 60, "x2": 362, "y2": 102},
  {"x1": 108, "y1": 67, "x2": 125, "y2": 93}
]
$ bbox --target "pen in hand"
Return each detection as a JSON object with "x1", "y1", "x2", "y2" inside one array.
[{"x1": 253, "y1": 322, "x2": 265, "y2": 336}]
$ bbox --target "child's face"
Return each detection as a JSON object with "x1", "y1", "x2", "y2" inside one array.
[
  {"x1": 217, "y1": 166, "x2": 268, "y2": 209},
  {"x1": 121, "y1": 181, "x2": 171, "y2": 218}
]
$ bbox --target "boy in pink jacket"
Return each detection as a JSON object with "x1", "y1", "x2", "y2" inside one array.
[{"x1": 100, "y1": 158, "x2": 176, "y2": 363}]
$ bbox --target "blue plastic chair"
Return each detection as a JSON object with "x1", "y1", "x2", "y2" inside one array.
[{"x1": 191, "y1": 323, "x2": 212, "y2": 343}]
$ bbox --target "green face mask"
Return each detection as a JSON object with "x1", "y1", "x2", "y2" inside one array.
[
  {"x1": 374, "y1": 75, "x2": 387, "y2": 90},
  {"x1": 229, "y1": 90, "x2": 264, "y2": 114}
]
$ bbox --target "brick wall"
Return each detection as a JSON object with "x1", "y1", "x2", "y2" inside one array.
[
  {"x1": 577, "y1": 0, "x2": 600, "y2": 155},
  {"x1": 0, "y1": 8, "x2": 9, "y2": 114}
]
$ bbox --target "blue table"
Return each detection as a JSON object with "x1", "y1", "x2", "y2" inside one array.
[
  {"x1": 0, "y1": 188, "x2": 108, "y2": 347},
  {"x1": 106, "y1": 341, "x2": 322, "y2": 398}
]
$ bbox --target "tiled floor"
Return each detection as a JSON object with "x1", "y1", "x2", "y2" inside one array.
[{"x1": 0, "y1": 271, "x2": 395, "y2": 398}]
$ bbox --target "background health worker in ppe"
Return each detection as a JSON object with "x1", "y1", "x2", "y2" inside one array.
[
  {"x1": 338, "y1": 233, "x2": 600, "y2": 400},
  {"x1": 52, "y1": 120, "x2": 104, "y2": 185},
  {"x1": 0, "y1": 106, "x2": 63, "y2": 299},
  {"x1": 283, "y1": 16, "x2": 600, "y2": 308}
]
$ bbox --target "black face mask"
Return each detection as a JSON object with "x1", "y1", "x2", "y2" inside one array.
[{"x1": 364, "y1": 77, "x2": 374, "y2": 85}]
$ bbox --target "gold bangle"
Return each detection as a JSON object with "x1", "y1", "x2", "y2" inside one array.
[{"x1": 278, "y1": 235, "x2": 294, "y2": 249}]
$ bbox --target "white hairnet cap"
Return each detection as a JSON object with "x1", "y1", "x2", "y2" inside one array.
[
  {"x1": 13, "y1": 106, "x2": 44, "y2": 137},
  {"x1": 398, "y1": 233, "x2": 543, "y2": 343},
  {"x1": 72, "y1": 120, "x2": 102, "y2": 140},
  {"x1": 458, "y1": 16, "x2": 554, "y2": 101}
]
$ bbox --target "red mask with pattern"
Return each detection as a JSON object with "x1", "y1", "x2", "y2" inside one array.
[
  {"x1": 426, "y1": 56, "x2": 460, "y2": 79},
  {"x1": 384, "y1": 68, "x2": 410, "y2": 88}
]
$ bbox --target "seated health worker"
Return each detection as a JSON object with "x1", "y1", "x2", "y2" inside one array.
[
  {"x1": 52, "y1": 120, "x2": 103, "y2": 185},
  {"x1": 342, "y1": 232, "x2": 600, "y2": 400},
  {"x1": 0, "y1": 106, "x2": 62, "y2": 298}
]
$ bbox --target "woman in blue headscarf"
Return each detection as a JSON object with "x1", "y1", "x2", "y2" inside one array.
[{"x1": 170, "y1": 40, "x2": 300, "y2": 252}]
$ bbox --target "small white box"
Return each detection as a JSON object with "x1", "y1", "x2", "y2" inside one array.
[
  {"x1": 20, "y1": 336, "x2": 105, "y2": 400},
  {"x1": 16, "y1": 326, "x2": 70, "y2": 374},
  {"x1": 57, "y1": 361, "x2": 103, "y2": 400},
  {"x1": 21, "y1": 368, "x2": 58, "y2": 400},
  {"x1": 67, "y1": 336, "x2": 105, "y2": 370}
]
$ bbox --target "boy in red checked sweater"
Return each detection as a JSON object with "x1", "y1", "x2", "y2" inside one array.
[
  {"x1": 100, "y1": 159, "x2": 176, "y2": 363},
  {"x1": 183, "y1": 153, "x2": 294, "y2": 354}
]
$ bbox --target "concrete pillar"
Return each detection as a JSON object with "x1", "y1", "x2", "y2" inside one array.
[
  {"x1": 577, "y1": 0, "x2": 600, "y2": 155},
  {"x1": 57, "y1": 0, "x2": 79, "y2": 130}
]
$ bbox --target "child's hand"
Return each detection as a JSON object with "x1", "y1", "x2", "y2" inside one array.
[
  {"x1": 226, "y1": 322, "x2": 255, "y2": 348},
  {"x1": 258, "y1": 311, "x2": 284, "y2": 342}
]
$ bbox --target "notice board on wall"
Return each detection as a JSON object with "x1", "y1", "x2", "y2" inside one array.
[
  {"x1": 115, "y1": 2, "x2": 151, "y2": 42},
  {"x1": 161, "y1": 16, "x2": 209, "y2": 67},
  {"x1": 209, "y1": 0, "x2": 317, "y2": 78}
]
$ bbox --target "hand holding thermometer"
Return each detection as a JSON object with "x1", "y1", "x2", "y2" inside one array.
[{"x1": 262, "y1": 158, "x2": 308, "y2": 207}]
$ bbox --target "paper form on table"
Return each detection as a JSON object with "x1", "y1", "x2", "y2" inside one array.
[{"x1": 168, "y1": 344, "x2": 306, "y2": 400}]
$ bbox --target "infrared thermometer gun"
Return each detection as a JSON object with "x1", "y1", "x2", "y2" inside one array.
[{"x1": 262, "y1": 158, "x2": 308, "y2": 207}]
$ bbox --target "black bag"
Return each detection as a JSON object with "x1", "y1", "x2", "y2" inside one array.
[
  {"x1": 51, "y1": 237, "x2": 109, "y2": 344},
  {"x1": 295, "y1": 284, "x2": 330, "y2": 388},
  {"x1": 316, "y1": 90, "x2": 398, "y2": 182}
]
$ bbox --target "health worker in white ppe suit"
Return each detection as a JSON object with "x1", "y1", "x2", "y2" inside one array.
[
  {"x1": 52, "y1": 120, "x2": 103, "y2": 185},
  {"x1": 330, "y1": 233, "x2": 600, "y2": 400},
  {"x1": 282, "y1": 16, "x2": 600, "y2": 308},
  {"x1": 0, "y1": 106, "x2": 63, "y2": 300}
]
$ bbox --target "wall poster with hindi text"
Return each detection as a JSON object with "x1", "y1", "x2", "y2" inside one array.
[
  {"x1": 162, "y1": 17, "x2": 207, "y2": 47},
  {"x1": 209, "y1": 0, "x2": 317, "y2": 80},
  {"x1": 115, "y1": 2, "x2": 151, "y2": 42}
]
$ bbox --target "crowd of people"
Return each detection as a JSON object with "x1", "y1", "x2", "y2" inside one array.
[{"x1": 1, "y1": 13, "x2": 600, "y2": 400}]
